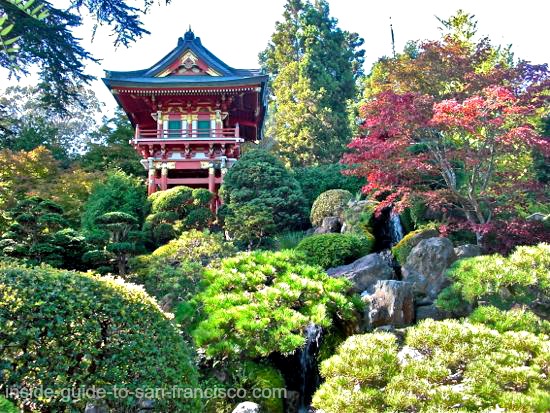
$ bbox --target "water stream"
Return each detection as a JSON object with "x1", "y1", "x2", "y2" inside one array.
[{"x1": 297, "y1": 324, "x2": 322, "y2": 413}]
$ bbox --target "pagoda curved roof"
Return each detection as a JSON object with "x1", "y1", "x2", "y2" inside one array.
[{"x1": 103, "y1": 29, "x2": 268, "y2": 87}]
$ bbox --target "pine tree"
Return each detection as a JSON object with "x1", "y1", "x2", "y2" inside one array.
[{"x1": 260, "y1": 0, "x2": 364, "y2": 167}]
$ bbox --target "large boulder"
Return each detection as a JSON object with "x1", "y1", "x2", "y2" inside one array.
[
  {"x1": 402, "y1": 237, "x2": 457, "y2": 299},
  {"x1": 415, "y1": 304, "x2": 453, "y2": 321},
  {"x1": 362, "y1": 280, "x2": 415, "y2": 328},
  {"x1": 232, "y1": 402, "x2": 261, "y2": 413},
  {"x1": 454, "y1": 244, "x2": 481, "y2": 259},
  {"x1": 314, "y1": 216, "x2": 341, "y2": 234},
  {"x1": 327, "y1": 253, "x2": 394, "y2": 293}
]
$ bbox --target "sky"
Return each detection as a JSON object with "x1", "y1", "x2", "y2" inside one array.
[{"x1": 2, "y1": 0, "x2": 549, "y2": 115}]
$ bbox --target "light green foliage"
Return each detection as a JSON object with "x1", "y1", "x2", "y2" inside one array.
[
  {"x1": 202, "y1": 361, "x2": 285, "y2": 413},
  {"x1": 296, "y1": 233, "x2": 373, "y2": 269},
  {"x1": 221, "y1": 150, "x2": 308, "y2": 243},
  {"x1": 313, "y1": 319, "x2": 550, "y2": 413},
  {"x1": 82, "y1": 169, "x2": 148, "y2": 236},
  {"x1": 469, "y1": 306, "x2": 550, "y2": 335},
  {"x1": 260, "y1": 0, "x2": 364, "y2": 166},
  {"x1": 437, "y1": 243, "x2": 550, "y2": 314},
  {"x1": 193, "y1": 250, "x2": 357, "y2": 359},
  {"x1": 310, "y1": 189, "x2": 352, "y2": 227},
  {"x1": 391, "y1": 227, "x2": 439, "y2": 265},
  {"x1": 0, "y1": 396, "x2": 17, "y2": 413},
  {"x1": 293, "y1": 164, "x2": 364, "y2": 207},
  {"x1": 144, "y1": 186, "x2": 214, "y2": 247},
  {"x1": 0, "y1": 263, "x2": 200, "y2": 412}
]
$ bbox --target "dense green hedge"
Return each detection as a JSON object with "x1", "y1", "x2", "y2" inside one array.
[
  {"x1": 193, "y1": 250, "x2": 358, "y2": 359},
  {"x1": 0, "y1": 264, "x2": 200, "y2": 412},
  {"x1": 313, "y1": 319, "x2": 550, "y2": 412},
  {"x1": 437, "y1": 243, "x2": 549, "y2": 316},
  {"x1": 310, "y1": 189, "x2": 352, "y2": 227},
  {"x1": 296, "y1": 233, "x2": 373, "y2": 269}
]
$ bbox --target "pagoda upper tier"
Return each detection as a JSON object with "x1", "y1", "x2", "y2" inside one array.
[{"x1": 102, "y1": 29, "x2": 268, "y2": 142}]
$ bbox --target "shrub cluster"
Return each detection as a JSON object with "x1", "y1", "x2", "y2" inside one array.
[
  {"x1": 437, "y1": 243, "x2": 549, "y2": 317},
  {"x1": 310, "y1": 189, "x2": 352, "y2": 227},
  {"x1": 296, "y1": 233, "x2": 373, "y2": 269},
  {"x1": 192, "y1": 250, "x2": 358, "y2": 359},
  {"x1": 313, "y1": 319, "x2": 550, "y2": 412},
  {"x1": 0, "y1": 263, "x2": 200, "y2": 412},
  {"x1": 469, "y1": 305, "x2": 550, "y2": 335}
]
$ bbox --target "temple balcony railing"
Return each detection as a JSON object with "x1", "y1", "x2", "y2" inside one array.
[{"x1": 134, "y1": 126, "x2": 240, "y2": 142}]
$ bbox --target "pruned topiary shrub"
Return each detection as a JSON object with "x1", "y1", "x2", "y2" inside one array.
[
  {"x1": 0, "y1": 264, "x2": 200, "y2": 412},
  {"x1": 313, "y1": 319, "x2": 550, "y2": 413},
  {"x1": 296, "y1": 233, "x2": 373, "y2": 269},
  {"x1": 469, "y1": 305, "x2": 550, "y2": 335},
  {"x1": 436, "y1": 243, "x2": 550, "y2": 318},
  {"x1": 310, "y1": 189, "x2": 353, "y2": 227},
  {"x1": 192, "y1": 250, "x2": 359, "y2": 359},
  {"x1": 391, "y1": 226, "x2": 439, "y2": 265}
]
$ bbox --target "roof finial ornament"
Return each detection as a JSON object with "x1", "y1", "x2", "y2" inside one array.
[{"x1": 184, "y1": 25, "x2": 195, "y2": 41}]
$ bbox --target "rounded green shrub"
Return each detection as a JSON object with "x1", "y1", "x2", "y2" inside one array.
[
  {"x1": 296, "y1": 233, "x2": 373, "y2": 269},
  {"x1": 151, "y1": 185, "x2": 194, "y2": 215},
  {"x1": 0, "y1": 396, "x2": 17, "y2": 413},
  {"x1": 437, "y1": 243, "x2": 550, "y2": 315},
  {"x1": 391, "y1": 227, "x2": 439, "y2": 264},
  {"x1": 0, "y1": 263, "x2": 200, "y2": 412},
  {"x1": 192, "y1": 250, "x2": 358, "y2": 359},
  {"x1": 313, "y1": 319, "x2": 550, "y2": 413},
  {"x1": 310, "y1": 189, "x2": 353, "y2": 227}
]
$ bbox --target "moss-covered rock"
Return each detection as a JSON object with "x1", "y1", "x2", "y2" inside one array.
[{"x1": 391, "y1": 228, "x2": 438, "y2": 265}]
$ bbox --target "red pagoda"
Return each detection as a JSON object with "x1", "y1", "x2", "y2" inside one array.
[{"x1": 103, "y1": 29, "x2": 268, "y2": 208}]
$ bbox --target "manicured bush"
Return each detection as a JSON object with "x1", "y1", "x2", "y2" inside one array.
[
  {"x1": 310, "y1": 189, "x2": 352, "y2": 227},
  {"x1": 202, "y1": 361, "x2": 285, "y2": 413},
  {"x1": 0, "y1": 264, "x2": 200, "y2": 412},
  {"x1": 221, "y1": 150, "x2": 308, "y2": 235},
  {"x1": 293, "y1": 163, "x2": 363, "y2": 207},
  {"x1": 437, "y1": 243, "x2": 550, "y2": 316},
  {"x1": 313, "y1": 319, "x2": 550, "y2": 413},
  {"x1": 0, "y1": 396, "x2": 17, "y2": 413},
  {"x1": 296, "y1": 233, "x2": 373, "y2": 269},
  {"x1": 469, "y1": 305, "x2": 550, "y2": 335},
  {"x1": 391, "y1": 227, "x2": 439, "y2": 265},
  {"x1": 192, "y1": 250, "x2": 358, "y2": 359}
]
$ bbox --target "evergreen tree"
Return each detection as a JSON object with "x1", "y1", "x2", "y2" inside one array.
[{"x1": 260, "y1": 0, "x2": 364, "y2": 167}]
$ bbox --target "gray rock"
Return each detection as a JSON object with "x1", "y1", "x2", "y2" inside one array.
[
  {"x1": 362, "y1": 280, "x2": 415, "y2": 328},
  {"x1": 526, "y1": 212, "x2": 546, "y2": 222},
  {"x1": 314, "y1": 216, "x2": 341, "y2": 234},
  {"x1": 402, "y1": 237, "x2": 457, "y2": 299},
  {"x1": 454, "y1": 244, "x2": 481, "y2": 259},
  {"x1": 232, "y1": 401, "x2": 261, "y2": 413},
  {"x1": 397, "y1": 345, "x2": 424, "y2": 366},
  {"x1": 85, "y1": 403, "x2": 109, "y2": 413},
  {"x1": 328, "y1": 253, "x2": 394, "y2": 293},
  {"x1": 415, "y1": 304, "x2": 452, "y2": 321}
]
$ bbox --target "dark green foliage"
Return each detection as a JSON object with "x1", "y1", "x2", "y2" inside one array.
[
  {"x1": 274, "y1": 230, "x2": 308, "y2": 250},
  {"x1": 436, "y1": 243, "x2": 549, "y2": 317},
  {"x1": 144, "y1": 186, "x2": 214, "y2": 248},
  {"x1": 201, "y1": 361, "x2": 285, "y2": 413},
  {"x1": 222, "y1": 150, "x2": 308, "y2": 241},
  {"x1": 193, "y1": 250, "x2": 357, "y2": 359},
  {"x1": 313, "y1": 319, "x2": 550, "y2": 412},
  {"x1": 0, "y1": 263, "x2": 200, "y2": 412},
  {"x1": 225, "y1": 201, "x2": 277, "y2": 249},
  {"x1": 294, "y1": 164, "x2": 364, "y2": 207},
  {"x1": 80, "y1": 109, "x2": 144, "y2": 176},
  {"x1": 469, "y1": 306, "x2": 550, "y2": 335},
  {"x1": 296, "y1": 233, "x2": 373, "y2": 269},
  {"x1": 0, "y1": 196, "x2": 90, "y2": 268},
  {"x1": 310, "y1": 189, "x2": 352, "y2": 227},
  {"x1": 82, "y1": 169, "x2": 148, "y2": 235}
]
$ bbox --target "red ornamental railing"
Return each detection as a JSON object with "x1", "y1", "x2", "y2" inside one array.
[{"x1": 136, "y1": 127, "x2": 239, "y2": 139}]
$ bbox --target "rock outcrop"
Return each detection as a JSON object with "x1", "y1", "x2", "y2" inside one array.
[
  {"x1": 454, "y1": 244, "x2": 481, "y2": 259},
  {"x1": 402, "y1": 237, "x2": 457, "y2": 300},
  {"x1": 232, "y1": 402, "x2": 261, "y2": 413},
  {"x1": 362, "y1": 280, "x2": 415, "y2": 328},
  {"x1": 327, "y1": 253, "x2": 394, "y2": 293}
]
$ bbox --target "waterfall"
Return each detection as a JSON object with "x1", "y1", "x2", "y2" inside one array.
[
  {"x1": 297, "y1": 323, "x2": 322, "y2": 413},
  {"x1": 388, "y1": 211, "x2": 404, "y2": 246}
]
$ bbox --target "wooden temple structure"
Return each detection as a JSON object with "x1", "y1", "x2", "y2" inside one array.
[{"x1": 103, "y1": 29, "x2": 268, "y2": 208}]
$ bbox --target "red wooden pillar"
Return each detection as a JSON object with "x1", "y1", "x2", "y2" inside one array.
[
  {"x1": 208, "y1": 166, "x2": 216, "y2": 212},
  {"x1": 147, "y1": 158, "x2": 156, "y2": 196},
  {"x1": 160, "y1": 163, "x2": 168, "y2": 190}
]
